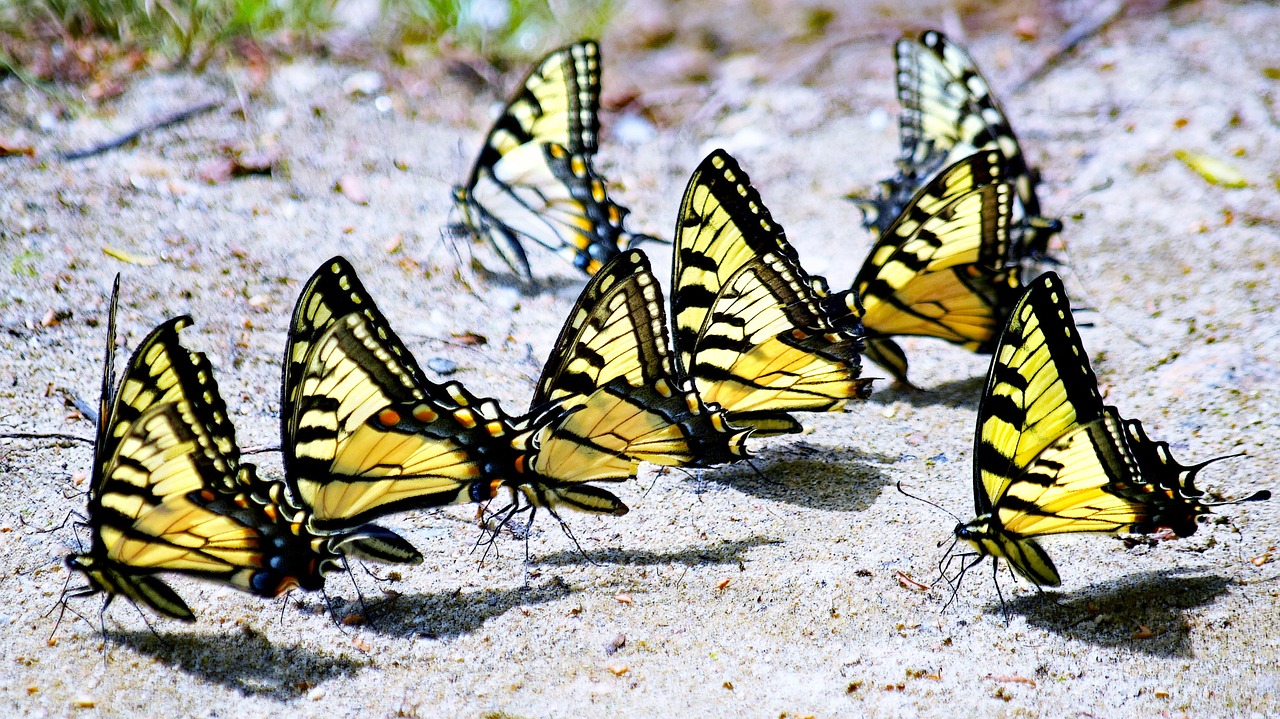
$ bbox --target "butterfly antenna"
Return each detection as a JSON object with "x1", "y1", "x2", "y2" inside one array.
[
  {"x1": 896, "y1": 481, "x2": 963, "y2": 523},
  {"x1": 278, "y1": 589, "x2": 291, "y2": 626}
]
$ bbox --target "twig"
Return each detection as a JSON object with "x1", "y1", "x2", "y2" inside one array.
[
  {"x1": 1011, "y1": 0, "x2": 1127, "y2": 94},
  {"x1": 0, "y1": 432, "x2": 92, "y2": 445},
  {"x1": 58, "y1": 100, "x2": 221, "y2": 161},
  {"x1": 242, "y1": 445, "x2": 281, "y2": 455}
]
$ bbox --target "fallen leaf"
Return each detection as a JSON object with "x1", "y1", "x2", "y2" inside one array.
[
  {"x1": 0, "y1": 138, "x2": 35, "y2": 157},
  {"x1": 341, "y1": 613, "x2": 366, "y2": 626},
  {"x1": 103, "y1": 246, "x2": 159, "y2": 266},
  {"x1": 352, "y1": 638, "x2": 371, "y2": 652},
  {"x1": 1174, "y1": 150, "x2": 1249, "y2": 188},
  {"x1": 895, "y1": 570, "x2": 929, "y2": 591},
  {"x1": 716, "y1": 578, "x2": 731, "y2": 590},
  {"x1": 451, "y1": 331, "x2": 488, "y2": 346},
  {"x1": 723, "y1": 681, "x2": 734, "y2": 690},
  {"x1": 1132, "y1": 624, "x2": 1155, "y2": 639},
  {"x1": 336, "y1": 175, "x2": 369, "y2": 204},
  {"x1": 606, "y1": 663, "x2": 629, "y2": 676},
  {"x1": 614, "y1": 593, "x2": 632, "y2": 605},
  {"x1": 985, "y1": 674, "x2": 1036, "y2": 687}
]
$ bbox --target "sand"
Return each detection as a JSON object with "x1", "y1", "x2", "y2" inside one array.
[{"x1": 1, "y1": 1, "x2": 1277, "y2": 716}]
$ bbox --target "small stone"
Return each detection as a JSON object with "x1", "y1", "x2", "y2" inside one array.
[
  {"x1": 428, "y1": 357, "x2": 458, "y2": 375},
  {"x1": 343, "y1": 70, "x2": 383, "y2": 96}
]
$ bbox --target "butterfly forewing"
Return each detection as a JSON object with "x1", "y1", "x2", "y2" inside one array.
[
  {"x1": 974, "y1": 272, "x2": 1104, "y2": 514},
  {"x1": 673, "y1": 150, "x2": 870, "y2": 434}
]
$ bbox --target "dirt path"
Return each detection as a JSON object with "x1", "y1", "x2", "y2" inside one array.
[{"x1": 1, "y1": 1, "x2": 1277, "y2": 716}]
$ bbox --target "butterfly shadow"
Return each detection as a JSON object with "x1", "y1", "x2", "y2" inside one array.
[
  {"x1": 356, "y1": 576, "x2": 575, "y2": 639},
  {"x1": 1003, "y1": 568, "x2": 1233, "y2": 657},
  {"x1": 533, "y1": 535, "x2": 780, "y2": 568},
  {"x1": 695, "y1": 444, "x2": 894, "y2": 512},
  {"x1": 107, "y1": 628, "x2": 365, "y2": 698},
  {"x1": 867, "y1": 375, "x2": 985, "y2": 410}
]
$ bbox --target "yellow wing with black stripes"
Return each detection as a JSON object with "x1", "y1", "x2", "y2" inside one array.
[
  {"x1": 281, "y1": 257, "x2": 508, "y2": 530},
  {"x1": 853, "y1": 30, "x2": 1061, "y2": 258},
  {"x1": 672, "y1": 150, "x2": 872, "y2": 436},
  {"x1": 954, "y1": 273, "x2": 1270, "y2": 587},
  {"x1": 852, "y1": 151, "x2": 1023, "y2": 385},
  {"x1": 66, "y1": 282, "x2": 337, "y2": 620},
  {"x1": 453, "y1": 40, "x2": 658, "y2": 279},
  {"x1": 531, "y1": 249, "x2": 751, "y2": 468}
]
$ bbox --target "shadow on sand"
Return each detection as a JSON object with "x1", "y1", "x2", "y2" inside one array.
[
  {"x1": 1004, "y1": 568, "x2": 1233, "y2": 656},
  {"x1": 693, "y1": 442, "x2": 896, "y2": 512},
  {"x1": 108, "y1": 628, "x2": 365, "y2": 698},
  {"x1": 867, "y1": 375, "x2": 986, "y2": 410}
]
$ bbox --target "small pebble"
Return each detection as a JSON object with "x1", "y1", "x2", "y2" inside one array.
[
  {"x1": 428, "y1": 357, "x2": 458, "y2": 375},
  {"x1": 342, "y1": 70, "x2": 383, "y2": 96}
]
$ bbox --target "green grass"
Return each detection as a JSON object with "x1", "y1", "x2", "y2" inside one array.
[
  {"x1": 0, "y1": 0, "x2": 338, "y2": 63},
  {"x1": 382, "y1": 0, "x2": 618, "y2": 60},
  {"x1": 0, "y1": 0, "x2": 619, "y2": 68}
]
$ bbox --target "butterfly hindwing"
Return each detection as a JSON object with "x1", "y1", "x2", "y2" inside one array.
[{"x1": 673, "y1": 150, "x2": 872, "y2": 435}]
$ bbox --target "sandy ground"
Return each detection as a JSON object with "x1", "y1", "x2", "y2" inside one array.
[{"x1": 2, "y1": 1, "x2": 1279, "y2": 716}]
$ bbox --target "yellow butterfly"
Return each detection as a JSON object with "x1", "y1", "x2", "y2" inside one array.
[
  {"x1": 948, "y1": 272, "x2": 1270, "y2": 592},
  {"x1": 453, "y1": 40, "x2": 659, "y2": 279}
]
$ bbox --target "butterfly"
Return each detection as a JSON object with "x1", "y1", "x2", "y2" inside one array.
[
  {"x1": 281, "y1": 256, "x2": 513, "y2": 550},
  {"x1": 64, "y1": 278, "x2": 344, "y2": 621},
  {"x1": 453, "y1": 40, "x2": 659, "y2": 280},
  {"x1": 375, "y1": 250, "x2": 754, "y2": 537},
  {"x1": 282, "y1": 256, "x2": 650, "y2": 549},
  {"x1": 947, "y1": 272, "x2": 1271, "y2": 591},
  {"x1": 529, "y1": 248, "x2": 752, "y2": 469},
  {"x1": 846, "y1": 150, "x2": 1026, "y2": 386},
  {"x1": 672, "y1": 149, "x2": 874, "y2": 436},
  {"x1": 852, "y1": 30, "x2": 1061, "y2": 259}
]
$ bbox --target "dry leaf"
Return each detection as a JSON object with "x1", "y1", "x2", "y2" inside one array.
[
  {"x1": 1174, "y1": 150, "x2": 1249, "y2": 188},
  {"x1": 985, "y1": 674, "x2": 1036, "y2": 687},
  {"x1": 1132, "y1": 625, "x2": 1154, "y2": 639},
  {"x1": 614, "y1": 593, "x2": 633, "y2": 605},
  {"x1": 606, "y1": 663, "x2": 629, "y2": 677},
  {"x1": 336, "y1": 175, "x2": 369, "y2": 204},
  {"x1": 102, "y1": 246, "x2": 159, "y2": 266},
  {"x1": 451, "y1": 331, "x2": 488, "y2": 346},
  {"x1": 716, "y1": 578, "x2": 731, "y2": 590},
  {"x1": 895, "y1": 570, "x2": 929, "y2": 591},
  {"x1": 0, "y1": 138, "x2": 35, "y2": 157}
]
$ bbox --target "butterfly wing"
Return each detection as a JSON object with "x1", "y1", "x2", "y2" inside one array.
[
  {"x1": 454, "y1": 41, "x2": 657, "y2": 278},
  {"x1": 70, "y1": 316, "x2": 332, "y2": 620},
  {"x1": 973, "y1": 272, "x2": 1105, "y2": 516},
  {"x1": 857, "y1": 31, "x2": 1060, "y2": 257},
  {"x1": 532, "y1": 249, "x2": 751, "y2": 467},
  {"x1": 852, "y1": 151, "x2": 1022, "y2": 384},
  {"x1": 673, "y1": 150, "x2": 872, "y2": 435},
  {"x1": 281, "y1": 257, "x2": 502, "y2": 530}
]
